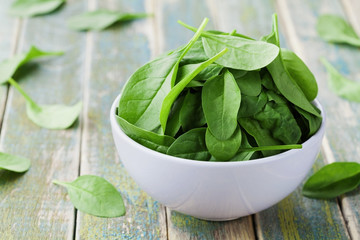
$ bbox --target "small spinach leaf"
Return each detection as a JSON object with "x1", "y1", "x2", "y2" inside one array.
[
  {"x1": 233, "y1": 70, "x2": 262, "y2": 96},
  {"x1": 53, "y1": 175, "x2": 126, "y2": 218},
  {"x1": 317, "y1": 14, "x2": 360, "y2": 47},
  {"x1": 0, "y1": 46, "x2": 63, "y2": 84},
  {"x1": 68, "y1": 10, "x2": 150, "y2": 31},
  {"x1": 9, "y1": 0, "x2": 65, "y2": 17},
  {"x1": 238, "y1": 92, "x2": 267, "y2": 118},
  {"x1": 180, "y1": 91, "x2": 206, "y2": 131},
  {"x1": 320, "y1": 57, "x2": 360, "y2": 102},
  {"x1": 303, "y1": 162, "x2": 360, "y2": 199},
  {"x1": 116, "y1": 115, "x2": 174, "y2": 154},
  {"x1": 167, "y1": 128, "x2": 210, "y2": 160},
  {"x1": 295, "y1": 106, "x2": 322, "y2": 138},
  {"x1": 282, "y1": 49, "x2": 318, "y2": 101},
  {"x1": 0, "y1": 152, "x2": 31, "y2": 172},
  {"x1": 205, "y1": 126, "x2": 242, "y2": 161},
  {"x1": 164, "y1": 95, "x2": 185, "y2": 137},
  {"x1": 8, "y1": 78, "x2": 82, "y2": 130},
  {"x1": 202, "y1": 70, "x2": 241, "y2": 140}
]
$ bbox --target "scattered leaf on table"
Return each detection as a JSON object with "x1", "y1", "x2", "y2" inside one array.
[
  {"x1": 320, "y1": 57, "x2": 360, "y2": 102},
  {"x1": 8, "y1": 78, "x2": 82, "y2": 130},
  {"x1": 0, "y1": 46, "x2": 63, "y2": 84},
  {"x1": 303, "y1": 162, "x2": 360, "y2": 199},
  {"x1": 9, "y1": 0, "x2": 65, "y2": 17},
  {"x1": 67, "y1": 10, "x2": 150, "y2": 31},
  {"x1": 53, "y1": 175, "x2": 126, "y2": 218},
  {"x1": 317, "y1": 14, "x2": 360, "y2": 47},
  {"x1": 0, "y1": 152, "x2": 31, "y2": 172}
]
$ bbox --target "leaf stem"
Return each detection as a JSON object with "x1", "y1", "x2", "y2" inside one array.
[
  {"x1": 7, "y1": 78, "x2": 40, "y2": 109},
  {"x1": 238, "y1": 144, "x2": 302, "y2": 152}
]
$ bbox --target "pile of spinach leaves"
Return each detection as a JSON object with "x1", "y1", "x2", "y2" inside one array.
[{"x1": 116, "y1": 14, "x2": 322, "y2": 162}]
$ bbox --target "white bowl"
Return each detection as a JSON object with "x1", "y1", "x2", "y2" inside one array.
[{"x1": 110, "y1": 94, "x2": 326, "y2": 221}]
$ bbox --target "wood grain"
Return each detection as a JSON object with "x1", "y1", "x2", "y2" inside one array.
[
  {"x1": 75, "y1": 0, "x2": 167, "y2": 239},
  {"x1": 0, "y1": 0, "x2": 86, "y2": 239}
]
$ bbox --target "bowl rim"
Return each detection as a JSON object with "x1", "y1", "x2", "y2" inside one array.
[{"x1": 110, "y1": 93, "x2": 326, "y2": 168}]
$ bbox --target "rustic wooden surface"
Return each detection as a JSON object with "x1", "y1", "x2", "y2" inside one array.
[{"x1": 0, "y1": 0, "x2": 359, "y2": 239}]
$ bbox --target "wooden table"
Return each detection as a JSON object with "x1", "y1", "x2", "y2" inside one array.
[{"x1": 0, "y1": 0, "x2": 359, "y2": 239}]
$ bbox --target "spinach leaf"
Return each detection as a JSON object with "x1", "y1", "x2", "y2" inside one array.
[
  {"x1": 0, "y1": 46, "x2": 63, "y2": 84},
  {"x1": 116, "y1": 115, "x2": 174, "y2": 154},
  {"x1": 320, "y1": 57, "x2": 360, "y2": 102},
  {"x1": 238, "y1": 144, "x2": 301, "y2": 152},
  {"x1": 260, "y1": 70, "x2": 277, "y2": 91},
  {"x1": 238, "y1": 92, "x2": 267, "y2": 118},
  {"x1": 202, "y1": 34, "x2": 279, "y2": 71},
  {"x1": 180, "y1": 91, "x2": 206, "y2": 131},
  {"x1": 176, "y1": 64, "x2": 222, "y2": 84},
  {"x1": 263, "y1": 14, "x2": 321, "y2": 117},
  {"x1": 317, "y1": 14, "x2": 360, "y2": 47},
  {"x1": 167, "y1": 128, "x2": 210, "y2": 161},
  {"x1": 229, "y1": 131, "x2": 255, "y2": 161},
  {"x1": 233, "y1": 70, "x2": 261, "y2": 96},
  {"x1": 9, "y1": 0, "x2": 65, "y2": 17},
  {"x1": 0, "y1": 152, "x2": 31, "y2": 173},
  {"x1": 160, "y1": 48, "x2": 227, "y2": 131},
  {"x1": 164, "y1": 95, "x2": 184, "y2": 137},
  {"x1": 205, "y1": 126, "x2": 242, "y2": 161},
  {"x1": 303, "y1": 162, "x2": 360, "y2": 199},
  {"x1": 67, "y1": 10, "x2": 150, "y2": 31},
  {"x1": 282, "y1": 49, "x2": 318, "y2": 101},
  {"x1": 8, "y1": 78, "x2": 82, "y2": 130},
  {"x1": 53, "y1": 175, "x2": 126, "y2": 218},
  {"x1": 238, "y1": 117, "x2": 282, "y2": 157},
  {"x1": 295, "y1": 106, "x2": 322, "y2": 138},
  {"x1": 202, "y1": 70, "x2": 241, "y2": 140},
  {"x1": 118, "y1": 18, "x2": 209, "y2": 133}
]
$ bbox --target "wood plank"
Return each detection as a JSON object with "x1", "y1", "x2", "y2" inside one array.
[
  {"x1": 156, "y1": 0, "x2": 255, "y2": 239},
  {"x1": 0, "y1": 0, "x2": 86, "y2": 238},
  {"x1": 75, "y1": 0, "x2": 167, "y2": 239},
  {"x1": 208, "y1": 0, "x2": 350, "y2": 238},
  {"x1": 275, "y1": 0, "x2": 360, "y2": 238}
]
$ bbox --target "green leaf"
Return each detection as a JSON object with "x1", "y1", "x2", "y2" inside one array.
[
  {"x1": 67, "y1": 10, "x2": 150, "y2": 31},
  {"x1": 164, "y1": 95, "x2": 184, "y2": 137},
  {"x1": 0, "y1": 46, "x2": 63, "y2": 84},
  {"x1": 320, "y1": 57, "x2": 360, "y2": 102},
  {"x1": 160, "y1": 48, "x2": 228, "y2": 132},
  {"x1": 116, "y1": 115, "x2": 175, "y2": 154},
  {"x1": 8, "y1": 78, "x2": 81, "y2": 130},
  {"x1": 202, "y1": 70, "x2": 241, "y2": 140},
  {"x1": 9, "y1": 0, "x2": 65, "y2": 17},
  {"x1": 180, "y1": 91, "x2": 206, "y2": 131},
  {"x1": 238, "y1": 92, "x2": 267, "y2": 118},
  {"x1": 205, "y1": 126, "x2": 242, "y2": 161},
  {"x1": 317, "y1": 14, "x2": 360, "y2": 47},
  {"x1": 229, "y1": 131, "x2": 255, "y2": 161},
  {"x1": 233, "y1": 70, "x2": 262, "y2": 96},
  {"x1": 0, "y1": 152, "x2": 31, "y2": 172},
  {"x1": 303, "y1": 162, "x2": 360, "y2": 199},
  {"x1": 167, "y1": 128, "x2": 210, "y2": 161},
  {"x1": 118, "y1": 18, "x2": 209, "y2": 133},
  {"x1": 53, "y1": 175, "x2": 126, "y2": 218},
  {"x1": 263, "y1": 15, "x2": 321, "y2": 117},
  {"x1": 282, "y1": 49, "x2": 318, "y2": 101},
  {"x1": 202, "y1": 34, "x2": 279, "y2": 71},
  {"x1": 295, "y1": 106, "x2": 322, "y2": 138}
]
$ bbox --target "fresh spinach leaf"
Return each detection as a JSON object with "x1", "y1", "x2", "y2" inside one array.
[
  {"x1": 317, "y1": 14, "x2": 360, "y2": 47},
  {"x1": 0, "y1": 152, "x2": 31, "y2": 173},
  {"x1": 202, "y1": 70, "x2": 241, "y2": 140},
  {"x1": 205, "y1": 125, "x2": 242, "y2": 161},
  {"x1": 167, "y1": 128, "x2": 210, "y2": 160},
  {"x1": 238, "y1": 144, "x2": 301, "y2": 152},
  {"x1": 118, "y1": 18, "x2": 209, "y2": 133},
  {"x1": 116, "y1": 115, "x2": 174, "y2": 154},
  {"x1": 0, "y1": 46, "x2": 63, "y2": 84},
  {"x1": 9, "y1": 0, "x2": 65, "y2": 17},
  {"x1": 53, "y1": 175, "x2": 126, "y2": 218},
  {"x1": 233, "y1": 71, "x2": 262, "y2": 96},
  {"x1": 238, "y1": 92, "x2": 267, "y2": 118},
  {"x1": 176, "y1": 64, "x2": 222, "y2": 84},
  {"x1": 180, "y1": 91, "x2": 206, "y2": 131},
  {"x1": 320, "y1": 57, "x2": 360, "y2": 102},
  {"x1": 8, "y1": 78, "x2": 82, "y2": 130},
  {"x1": 282, "y1": 49, "x2": 318, "y2": 101},
  {"x1": 303, "y1": 162, "x2": 360, "y2": 199},
  {"x1": 229, "y1": 131, "x2": 255, "y2": 161},
  {"x1": 164, "y1": 95, "x2": 185, "y2": 137},
  {"x1": 295, "y1": 106, "x2": 322, "y2": 138},
  {"x1": 160, "y1": 48, "x2": 228, "y2": 132},
  {"x1": 67, "y1": 10, "x2": 150, "y2": 31}
]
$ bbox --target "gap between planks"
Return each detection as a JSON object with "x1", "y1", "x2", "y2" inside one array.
[{"x1": 276, "y1": 0, "x2": 354, "y2": 239}]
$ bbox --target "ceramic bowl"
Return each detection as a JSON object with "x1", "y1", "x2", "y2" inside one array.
[{"x1": 110, "y1": 94, "x2": 325, "y2": 221}]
